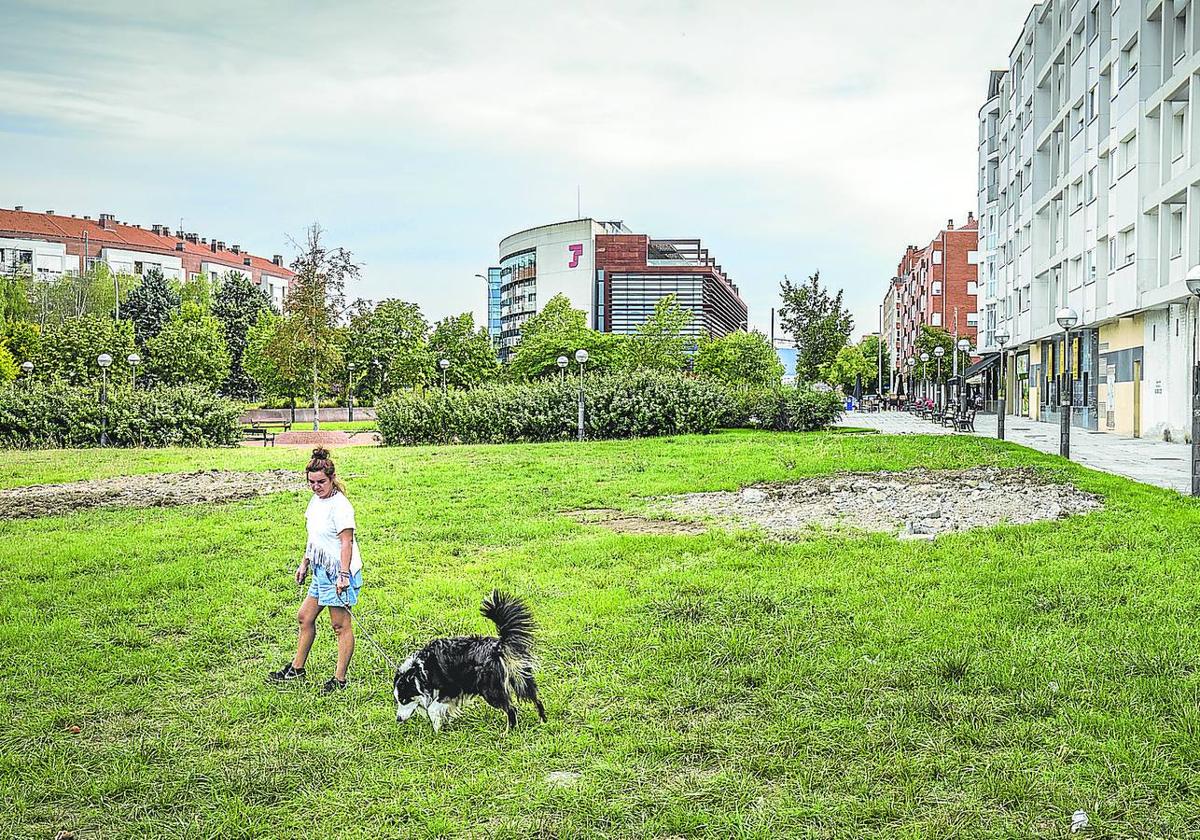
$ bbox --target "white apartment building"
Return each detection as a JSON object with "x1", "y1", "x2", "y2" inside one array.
[{"x1": 979, "y1": 0, "x2": 1200, "y2": 440}]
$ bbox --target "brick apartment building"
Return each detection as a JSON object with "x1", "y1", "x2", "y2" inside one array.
[
  {"x1": 0, "y1": 207, "x2": 294, "y2": 310},
  {"x1": 889, "y1": 214, "x2": 980, "y2": 389}
]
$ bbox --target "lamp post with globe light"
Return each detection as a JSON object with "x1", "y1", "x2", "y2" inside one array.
[
  {"x1": 127, "y1": 353, "x2": 141, "y2": 389},
  {"x1": 919, "y1": 352, "x2": 930, "y2": 403},
  {"x1": 1186, "y1": 268, "x2": 1200, "y2": 495},
  {"x1": 1055, "y1": 306, "x2": 1079, "y2": 458},
  {"x1": 933, "y1": 346, "x2": 945, "y2": 412},
  {"x1": 97, "y1": 353, "x2": 113, "y2": 446},
  {"x1": 575, "y1": 349, "x2": 589, "y2": 441},
  {"x1": 19, "y1": 360, "x2": 33, "y2": 386},
  {"x1": 905, "y1": 357, "x2": 916, "y2": 406},
  {"x1": 439, "y1": 358, "x2": 450, "y2": 393},
  {"x1": 995, "y1": 329, "x2": 1010, "y2": 440},
  {"x1": 557, "y1": 355, "x2": 569, "y2": 383},
  {"x1": 957, "y1": 338, "x2": 971, "y2": 414}
]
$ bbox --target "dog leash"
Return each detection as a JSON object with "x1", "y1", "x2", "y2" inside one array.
[{"x1": 336, "y1": 591, "x2": 401, "y2": 673}]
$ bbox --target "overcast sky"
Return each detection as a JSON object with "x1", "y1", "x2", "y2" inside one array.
[{"x1": 1, "y1": 0, "x2": 1034, "y2": 339}]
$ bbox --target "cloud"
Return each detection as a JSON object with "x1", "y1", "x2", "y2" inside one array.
[{"x1": 1, "y1": 0, "x2": 1036, "y2": 335}]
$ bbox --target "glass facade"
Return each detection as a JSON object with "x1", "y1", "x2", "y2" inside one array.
[
  {"x1": 486, "y1": 267, "x2": 502, "y2": 352},
  {"x1": 498, "y1": 248, "x2": 536, "y2": 361}
]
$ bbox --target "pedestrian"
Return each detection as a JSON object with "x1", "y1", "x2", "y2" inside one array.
[{"x1": 269, "y1": 447, "x2": 364, "y2": 692}]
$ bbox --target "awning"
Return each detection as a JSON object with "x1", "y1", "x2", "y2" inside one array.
[{"x1": 962, "y1": 353, "x2": 1000, "y2": 383}]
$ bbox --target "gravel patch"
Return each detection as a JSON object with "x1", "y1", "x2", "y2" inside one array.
[
  {"x1": 0, "y1": 469, "x2": 304, "y2": 520},
  {"x1": 659, "y1": 467, "x2": 1103, "y2": 539}
]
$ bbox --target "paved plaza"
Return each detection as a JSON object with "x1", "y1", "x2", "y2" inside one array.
[{"x1": 837, "y1": 410, "x2": 1192, "y2": 494}]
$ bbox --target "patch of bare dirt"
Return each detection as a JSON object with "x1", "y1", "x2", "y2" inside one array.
[
  {"x1": 565, "y1": 468, "x2": 1104, "y2": 541},
  {"x1": 562, "y1": 508, "x2": 707, "y2": 535},
  {"x1": 662, "y1": 467, "x2": 1102, "y2": 539},
  {"x1": 0, "y1": 469, "x2": 304, "y2": 520}
]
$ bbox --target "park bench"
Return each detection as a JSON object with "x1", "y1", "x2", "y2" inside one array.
[
  {"x1": 953, "y1": 409, "x2": 977, "y2": 433},
  {"x1": 242, "y1": 425, "x2": 277, "y2": 446}
]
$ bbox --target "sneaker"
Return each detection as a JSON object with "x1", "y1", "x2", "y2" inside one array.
[
  {"x1": 268, "y1": 663, "x2": 306, "y2": 682},
  {"x1": 321, "y1": 677, "x2": 347, "y2": 694}
]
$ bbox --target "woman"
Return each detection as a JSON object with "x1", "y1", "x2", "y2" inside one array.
[{"x1": 269, "y1": 447, "x2": 364, "y2": 692}]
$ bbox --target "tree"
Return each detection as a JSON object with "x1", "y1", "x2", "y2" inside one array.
[
  {"x1": 0, "y1": 344, "x2": 16, "y2": 383},
  {"x1": 35, "y1": 315, "x2": 137, "y2": 386},
  {"x1": 3, "y1": 320, "x2": 40, "y2": 366},
  {"x1": 178, "y1": 273, "x2": 215, "y2": 313},
  {"x1": 26, "y1": 264, "x2": 136, "y2": 328},
  {"x1": 623, "y1": 295, "x2": 692, "y2": 372},
  {"x1": 0, "y1": 273, "x2": 31, "y2": 324},
  {"x1": 213, "y1": 271, "x2": 272, "y2": 398},
  {"x1": 145, "y1": 301, "x2": 232, "y2": 389},
  {"x1": 245, "y1": 310, "x2": 309, "y2": 415},
  {"x1": 428, "y1": 312, "x2": 500, "y2": 388},
  {"x1": 344, "y1": 299, "x2": 432, "y2": 396},
  {"x1": 858, "y1": 334, "x2": 891, "y2": 393},
  {"x1": 821, "y1": 343, "x2": 874, "y2": 390},
  {"x1": 778, "y1": 271, "x2": 854, "y2": 383},
  {"x1": 694, "y1": 330, "x2": 784, "y2": 386},
  {"x1": 122, "y1": 269, "x2": 181, "y2": 345},
  {"x1": 286, "y1": 224, "x2": 358, "y2": 430},
  {"x1": 507, "y1": 294, "x2": 627, "y2": 379},
  {"x1": 914, "y1": 326, "x2": 971, "y2": 383}
]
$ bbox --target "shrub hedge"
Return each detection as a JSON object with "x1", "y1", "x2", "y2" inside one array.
[
  {"x1": 377, "y1": 371, "x2": 843, "y2": 445},
  {"x1": 0, "y1": 383, "x2": 243, "y2": 448}
]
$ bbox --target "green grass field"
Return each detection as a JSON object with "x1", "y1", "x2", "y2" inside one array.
[{"x1": 3, "y1": 431, "x2": 1200, "y2": 838}]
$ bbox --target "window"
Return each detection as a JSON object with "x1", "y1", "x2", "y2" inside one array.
[
  {"x1": 932, "y1": 281, "x2": 943, "y2": 296},
  {"x1": 1108, "y1": 236, "x2": 1118, "y2": 272},
  {"x1": 1086, "y1": 166, "x2": 1097, "y2": 203},
  {"x1": 1087, "y1": 86, "x2": 1098, "y2": 122},
  {"x1": 967, "y1": 312, "x2": 979, "y2": 326},
  {"x1": 1087, "y1": 3, "x2": 1099, "y2": 43},
  {"x1": 932, "y1": 312, "x2": 943, "y2": 326},
  {"x1": 133, "y1": 261, "x2": 144, "y2": 276},
  {"x1": 1121, "y1": 39, "x2": 1139, "y2": 84},
  {"x1": 967, "y1": 281, "x2": 979, "y2": 295},
  {"x1": 1072, "y1": 178, "x2": 1084, "y2": 210},
  {"x1": 1120, "y1": 227, "x2": 1136, "y2": 266},
  {"x1": 932, "y1": 250, "x2": 943, "y2": 264},
  {"x1": 1173, "y1": 107, "x2": 1187, "y2": 161},
  {"x1": 1176, "y1": 7, "x2": 1189, "y2": 61},
  {"x1": 1119, "y1": 134, "x2": 1137, "y2": 175},
  {"x1": 1086, "y1": 249, "x2": 1096, "y2": 283},
  {"x1": 1170, "y1": 207, "x2": 1184, "y2": 258}
]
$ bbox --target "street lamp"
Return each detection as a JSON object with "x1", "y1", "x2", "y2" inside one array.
[
  {"x1": 347, "y1": 361, "x2": 356, "y2": 422},
  {"x1": 574, "y1": 348, "x2": 589, "y2": 442},
  {"x1": 919, "y1": 352, "x2": 930, "y2": 403},
  {"x1": 557, "y1": 355, "x2": 569, "y2": 383},
  {"x1": 957, "y1": 338, "x2": 971, "y2": 413},
  {"x1": 97, "y1": 353, "x2": 113, "y2": 446},
  {"x1": 127, "y1": 353, "x2": 141, "y2": 389},
  {"x1": 995, "y1": 329, "x2": 1010, "y2": 441},
  {"x1": 19, "y1": 360, "x2": 33, "y2": 379},
  {"x1": 905, "y1": 357, "x2": 916, "y2": 406},
  {"x1": 1055, "y1": 306, "x2": 1079, "y2": 459},
  {"x1": 933, "y1": 346, "x2": 945, "y2": 412},
  {"x1": 438, "y1": 358, "x2": 450, "y2": 393},
  {"x1": 1185, "y1": 268, "x2": 1200, "y2": 495}
]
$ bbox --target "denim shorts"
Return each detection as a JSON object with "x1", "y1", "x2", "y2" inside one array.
[{"x1": 307, "y1": 565, "x2": 363, "y2": 608}]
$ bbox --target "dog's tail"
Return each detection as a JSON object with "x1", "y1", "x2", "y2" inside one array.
[{"x1": 481, "y1": 590, "x2": 535, "y2": 662}]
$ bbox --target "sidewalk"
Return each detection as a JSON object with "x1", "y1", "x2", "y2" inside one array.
[{"x1": 837, "y1": 410, "x2": 1191, "y2": 494}]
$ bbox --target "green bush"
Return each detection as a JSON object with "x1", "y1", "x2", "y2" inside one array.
[
  {"x1": 727, "y1": 385, "x2": 844, "y2": 432},
  {"x1": 0, "y1": 383, "x2": 243, "y2": 448},
  {"x1": 378, "y1": 371, "x2": 734, "y2": 445}
]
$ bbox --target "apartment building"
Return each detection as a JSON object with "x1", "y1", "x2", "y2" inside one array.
[
  {"x1": 882, "y1": 277, "x2": 903, "y2": 390},
  {"x1": 888, "y1": 216, "x2": 981, "y2": 393},
  {"x1": 0, "y1": 207, "x2": 293, "y2": 310},
  {"x1": 979, "y1": 0, "x2": 1200, "y2": 439}
]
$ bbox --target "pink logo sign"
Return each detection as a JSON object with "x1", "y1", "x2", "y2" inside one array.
[{"x1": 567, "y1": 243, "x2": 583, "y2": 268}]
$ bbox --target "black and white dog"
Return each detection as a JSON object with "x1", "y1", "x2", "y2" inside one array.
[{"x1": 393, "y1": 590, "x2": 547, "y2": 732}]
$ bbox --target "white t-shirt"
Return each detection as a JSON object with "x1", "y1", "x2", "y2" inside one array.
[{"x1": 305, "y1": 491, "x2": 363, "y2": 575}]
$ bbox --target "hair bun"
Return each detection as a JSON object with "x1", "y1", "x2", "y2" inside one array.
[{"x1": 311, "y1": 447, "x2": 331, "y2": 460}]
